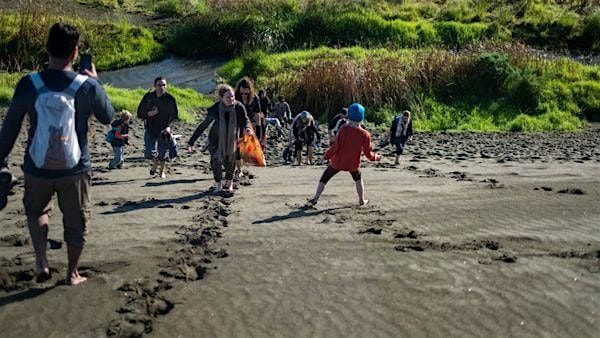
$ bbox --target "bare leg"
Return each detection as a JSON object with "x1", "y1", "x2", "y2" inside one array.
[
  {"x1": 355, "y1": 179, "x2": 368, "y2": 206},
  {"x1": 27, "y1": 213, "x2": 51, "y2": 282},
  {"x1": 307, "y1": 146, "x2": 314, "y2": 165},
  {"x1": 235, "y1": 160, "x2": 243, "y2": 178},
  {"x1": 66, "y1": 244, "x2": 86, "y2": 285},
  {"x1": 159, "y1": 161, "x2": 166, "y2": 178},
  {"x1": 308, "y1": 182, "x2": 325, "y2": 205},
  {"x1": 150, "y1": 159, "x2": 159, "y2": 175}
]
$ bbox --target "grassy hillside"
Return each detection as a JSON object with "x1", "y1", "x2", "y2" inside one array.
[
  {"x1": 167, "y1": 0, "x2": 600, "y2": 57},
  {"x1": 0, "y1": 72, "x2": 211, "y2": 123},
  {"x1": 219, "y1": 44, "x2": 600, "y2": 131},
  {"x1": 0, "y1": 9, "x2": 165, "y2": 72}
]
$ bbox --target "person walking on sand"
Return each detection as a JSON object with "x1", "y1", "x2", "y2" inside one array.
[
  {"x1": 137, "y1": 76, "x2": 179, "y2": 177},
  {"x1": 390, "y1": 110, "x2": 413, "y2": 165},
  {"x1": 107, "y1": 110, "x2": 132, "y2": 169},
  {"x1": 235, "y1": 77, "x2": 263, "y2": 176},
  {"x1": 273, "y1": 95, "x2": 292, "y2": 128},
  {"x1": 0, "y1": 23, "x2": 115, "y2": 285},
  {"x1": 289, "y1": 110, "x2": 321, "y2": 165},
  {"x1": 187, "y1": 84, "x2": 251, "y2": 195},
  {"x1": 307, "y1": 103, "x2": 382, "y2": 207}
]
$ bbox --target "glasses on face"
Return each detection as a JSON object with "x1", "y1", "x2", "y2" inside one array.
[{"x1": 156, "y1": 83, "x2": 167, "y2": 87}]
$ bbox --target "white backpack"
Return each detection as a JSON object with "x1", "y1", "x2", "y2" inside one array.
[{"x1": 28, "y1": 72, "x2": 88, "y2": 170}]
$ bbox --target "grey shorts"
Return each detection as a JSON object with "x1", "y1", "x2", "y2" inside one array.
[{"x1": 23, "y1": 172, "x2": 92, "y2": 247}]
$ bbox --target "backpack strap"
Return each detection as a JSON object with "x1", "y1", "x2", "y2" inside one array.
[
  {"x1": 29, "y1": 72, "x2": 47, "y2": 94},
  {"x1": 63, "y1": 74, "x2": 88, "y2": 97}
]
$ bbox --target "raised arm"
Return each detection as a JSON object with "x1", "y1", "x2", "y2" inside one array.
[{"x1": 90, "y1": 80, "x2": 114, "y2": 125}]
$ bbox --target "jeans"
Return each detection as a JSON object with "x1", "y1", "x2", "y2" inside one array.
[
  {"x1": 143, "y1": 130, "x2": 158, "y2": 159},
  {"x1": 109, "y1": 146, "x2": 124, "y2": 168}
]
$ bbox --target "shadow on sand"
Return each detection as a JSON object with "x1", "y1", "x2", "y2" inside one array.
[
  {"x1": 101, "y1": 191, "x2": 214, "y2": 215},
  {"x1": 0, "y1": 285, "x2": 55, "y2": 307},
  {"x1": 252, "y1": 206, "x2": 348, "y2": 224},
  {"x1": 144, "y1": 178, "x2": 209, "y2": 187}
]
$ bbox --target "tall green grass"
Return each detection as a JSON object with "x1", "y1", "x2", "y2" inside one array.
[
  {"x1": 167, "y1": 0, "x2": 600, "y2": 57},
  {"x1": 0, "y1": 72, "x2": 211, "y2": 123},
  {"x1": 0, "y1": 9, "x2": 165, "y2": 72},
  {"x1": 219, "y1": 44, "x2": 600, "y2": 131}
]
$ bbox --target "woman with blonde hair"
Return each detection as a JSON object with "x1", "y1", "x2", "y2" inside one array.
[{"x1": 187, "y1": 84, "x2": 251, "y2": 194}]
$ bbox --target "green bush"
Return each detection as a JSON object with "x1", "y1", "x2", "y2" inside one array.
[
  {"x1": 0, "y1": 12, "x2": 164, "y2": 71},
  {"x1": 582, "y1": 10, "x2": 600, "y2": 53},
  {"x1": 571, "y1": 80, "x2": 600, "y2": 121},
  {"x1": 434, "y1": 21, "x2": 490, "y2": 48}
]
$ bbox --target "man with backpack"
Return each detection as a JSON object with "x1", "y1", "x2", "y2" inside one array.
[{"x1": 0, "y1": 23, "x2": 115, "y2": 285}]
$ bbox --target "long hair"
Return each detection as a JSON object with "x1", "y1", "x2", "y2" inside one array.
[{"x1": 235, "y1": 76, "x2": 255, "y2": 103}]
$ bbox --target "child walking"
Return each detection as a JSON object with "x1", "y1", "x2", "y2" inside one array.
[
  {"x1": 155, "y1": 127, "x2": 176, "y2": 178},
  {"x1": 108, "y1": 110, "x2": 132, "y2": 169},
  {"x1": 389, "y1": 110, "x2": 413, "y2": 165},
  {"x1": 307, "y1": 103, "x2": 382, "y2": 206}
]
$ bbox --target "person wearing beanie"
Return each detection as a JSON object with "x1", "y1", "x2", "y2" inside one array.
[{"x1": 307, "y1": 103, "x2": 382, "y2": 206}]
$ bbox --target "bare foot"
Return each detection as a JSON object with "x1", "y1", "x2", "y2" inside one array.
[
  {"x1": 36, "y1": 268, "x2": 52, "y2": 283},
  {"x1": 359, "y1": 199, "x2": 369, "y2": 207},
  {"x1": 160, "y1": 171, "x2": 166, "y2": 179},
  {"x1": 66, "y1": 270, "x2": 87, "y2": 286}
]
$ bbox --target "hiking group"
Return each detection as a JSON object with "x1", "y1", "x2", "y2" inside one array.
[{"x1": 0, "y1": 22, "x2": 413, "y2": 286}]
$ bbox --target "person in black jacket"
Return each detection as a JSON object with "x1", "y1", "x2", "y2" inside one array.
[
  {"x1": 389, "y1": 110, "x2": 413, "y2": 165},
  {"x1": 187, "y1": 84, "x2": 251, "y2": 194},
  {"x1": 137, "y1": 76, "x2": 179, "y2": 176},
  {"x1": 290, "y1": 111, "x2": 321, "y2": 165},
  {"x1": 108, "y1": 110, "x2": 131, "y2": 169}
]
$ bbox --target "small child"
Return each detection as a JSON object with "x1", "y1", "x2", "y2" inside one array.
[
  {"x1": 155, "y1": 128, "x2": 176, "y2": 178},
  {"x1": 108, "y1": 110, "x2": 132, "y2": 169},
  {"x1": 307, "y1": 103, "x2": 382, "y2": 206},
  {"x1": 389, "y1": 110, "x2": 413, "y2": 165}
]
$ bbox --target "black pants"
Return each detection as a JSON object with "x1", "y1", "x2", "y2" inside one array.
[
  {"x1": 210, "y1": 153, "x2": 235, "y2": 182},
  {"x1": 319, "y1": 165, "x2": 361, "y2": 184}
]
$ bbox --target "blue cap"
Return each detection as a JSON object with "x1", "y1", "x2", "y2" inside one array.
[{"x1": 348, "y1": 103, "x2": 365, "y2": 122}]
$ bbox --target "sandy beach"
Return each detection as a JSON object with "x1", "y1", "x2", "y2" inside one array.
[{"x1": 1, "y1": 116, "x2": 599, "y2": 337}]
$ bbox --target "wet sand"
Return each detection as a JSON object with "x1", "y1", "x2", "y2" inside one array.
[{"x1": 0, "y1": 116, "x2": 599, "y2": 337}]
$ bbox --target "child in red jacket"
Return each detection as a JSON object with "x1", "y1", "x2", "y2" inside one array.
[{"x1": 307, "y1": 103, "x2": 382, "y2": 206}]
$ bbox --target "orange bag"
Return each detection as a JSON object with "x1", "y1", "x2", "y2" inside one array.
[{"x1": 238, "y1": 131, "x2": 266, "y2": 167}]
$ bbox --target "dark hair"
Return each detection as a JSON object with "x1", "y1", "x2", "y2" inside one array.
[
  {"x1": 341, "y1": 107, "x2": 348, "y2": 116},
  {"x1": 46, "y1": 23, "x2": 80, "y2": 59},
  {"x1": 154, "y1": 76, "x2": 166, "y2": 85},
  {"x1": 258, "y1": 89, "x2": 265, "y2": 96},
  {"x1": 278, "y1": 95, "x2": 284, "y2": 102},
  {"x1": 235, "y1": 76, "x2": 255, "y2": 99}
]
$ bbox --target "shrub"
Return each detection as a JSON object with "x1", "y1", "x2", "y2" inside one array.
[
  {"x1": 571, "y1": 80, "x2": 600, "y2": 121},
  {"x1": 0, "y1": 11, "x2": 164, "y2": 72},
  {"x1": 582, "y1": 10, "x2": 600, "y2": 53}
]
